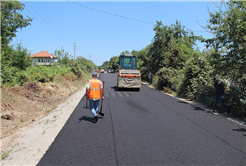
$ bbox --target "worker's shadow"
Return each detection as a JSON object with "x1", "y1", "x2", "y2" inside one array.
[
  {"x1": 78, "y1": 116, "x2": 102, "y2": 123},
  {"x1": 78, "y1": 116, "x2": 94, "y2": 123}
]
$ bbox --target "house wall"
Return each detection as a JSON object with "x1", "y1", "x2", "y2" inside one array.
[{"x1": 32, "y1": 58, "x2": 56, "y2": 66}]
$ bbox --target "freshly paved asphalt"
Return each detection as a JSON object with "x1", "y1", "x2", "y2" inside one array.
[{"x1": 37, "y1": 73, "x2": 246, "y2": 165}]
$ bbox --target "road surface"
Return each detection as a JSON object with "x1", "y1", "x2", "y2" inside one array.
[{"x1": 37, "y1": 73, "x2": 246, "y2": 165}]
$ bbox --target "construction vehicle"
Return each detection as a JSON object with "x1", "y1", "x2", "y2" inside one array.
[
  {"x1": 100, "y1": 67, "x2": 105, "y2": 73},
  {"x1": 117, "y1": 53, "x2": 141, "y2": 91}
]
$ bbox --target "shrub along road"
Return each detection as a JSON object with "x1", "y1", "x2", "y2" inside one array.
[{"x1": 37, "y1": 73, "x2": 245, "y2": 165}]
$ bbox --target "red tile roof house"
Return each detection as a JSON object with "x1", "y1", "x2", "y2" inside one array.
[{"x1": 29, "y1": 50, "x2": 57, "y2": 66}]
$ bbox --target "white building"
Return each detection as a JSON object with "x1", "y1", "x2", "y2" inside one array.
[{"x1": 29, "y1": 50, "x2": 57, "y2": 66}]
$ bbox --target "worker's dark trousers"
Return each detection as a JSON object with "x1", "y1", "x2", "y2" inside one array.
[
  {"x1": 149, "y1": 78, "x2": 152, "y2": 84},
  {"x1": 213, "y1": 95, "x2": 226, "y2": 113}
]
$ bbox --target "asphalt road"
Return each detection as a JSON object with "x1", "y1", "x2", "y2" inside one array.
[{"x1": 37, "y1": 73, "x2": 246, "y2": 165}]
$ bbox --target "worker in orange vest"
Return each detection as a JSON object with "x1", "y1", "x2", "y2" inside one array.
[{"x1": 86, "y1": 72, "x2": 104, "y2": 122}]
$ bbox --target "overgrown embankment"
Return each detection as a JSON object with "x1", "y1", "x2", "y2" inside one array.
[{"x1": 1, "y1": 66, "x2": 91, "y2": 154}]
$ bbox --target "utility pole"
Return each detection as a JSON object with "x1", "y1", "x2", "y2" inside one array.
[
  {"x1": 74, "y1": 43, "x2": 78, "y2": 61},
  {"x1": 89, "y1": 54, "x2": 93, "y2": 71}
]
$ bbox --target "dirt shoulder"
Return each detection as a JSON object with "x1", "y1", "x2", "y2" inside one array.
[
  {"x1": 1, "y1": 86, "x2": 86, "y2": 165},
  {"x1": 1, "y1": 75, "x2": 88, "y2": 165}
]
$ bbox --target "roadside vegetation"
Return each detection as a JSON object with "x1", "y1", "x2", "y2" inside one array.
[{"x1": 102, "y1": 1, "x2": 246, "y2": 120}]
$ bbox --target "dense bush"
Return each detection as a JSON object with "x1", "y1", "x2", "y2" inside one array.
[
  {"x1": 178, "y1": 54, "x2": 214, "y2": 101},
  {"x1": 76, "y1": 56, "x2": 98, "y2": 73},
  {"x1": 224, "y1": 77, "x2": 246, "y2": 116},
  {"x1": 1, "y1": 67, "x2": 21, "y2": 86},
  {"x1": 152, "y1": 67, "x2": 173, "y2": 90},
  {"x1": 71, "y1": 65, "x2": 83, "y2": 79},
  {"x1": 1, "y1": 66, "x2": 82, "y2": 87}
]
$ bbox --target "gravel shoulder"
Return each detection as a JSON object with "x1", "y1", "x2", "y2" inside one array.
[{"x1": 1, "y1": 86, "x2": 86, "y2": 166}]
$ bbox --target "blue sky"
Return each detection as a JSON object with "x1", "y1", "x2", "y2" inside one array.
[{"x1": 11, "y1": 0, "x2": 220, "y2": 66}]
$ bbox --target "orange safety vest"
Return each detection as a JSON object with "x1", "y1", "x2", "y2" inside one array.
[{"x1": 88, "y1": 79, "x2": 102, "y2": 99}]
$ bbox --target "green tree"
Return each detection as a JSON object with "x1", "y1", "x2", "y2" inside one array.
[
  {"x1": 120, "y1": 50, "x2": 130, "y2": 55},
  {"x1": 149, "y1": 20, "x2": 200, "y2": 73},
  {"x1": 1, "y1": 0, "x2": 32, "y2": 46},
  {"x1": 10, "y1": 41, "x2": 32, "y2": 70},
  {"x1": 1, "y1": 0, "x2": 33, "y2": 70},
  {"x1": 204, "y1": 1, "x2": 246, "y2": 115},
  {"x1": 53, "y1": 47, "x2": 72, "y2": 67},
  {"x1": 109, "y1": 56, "x2": 119, "y2": 71},
  {"x1": 178, "y1": 51, "x2": 214, "y2": 101},
  {"x1": 1, "y1": 40, "x2": 32, "y2": 87},
  {"x1": 101, "y1": 61, "x2": 110, "y2": 71},
  {"x1": 134, "y1": 45, "x2": 152, "y2": 81},
  {"x1": 204, "y1": 1, "x2": 246, "y2": 75},
  {"x1": 76, "y1": 56, "x2": 96, "y2": 72}
]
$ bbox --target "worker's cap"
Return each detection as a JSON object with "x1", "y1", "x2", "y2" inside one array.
[
  {"x1": 213, "y1": 77, "x2": 218, "y2": 81},
  {"x1": 92, "y1": 72, "x2": 97, "y2": 77}
]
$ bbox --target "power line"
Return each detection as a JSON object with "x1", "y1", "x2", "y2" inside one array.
[
  {"x1": 65, "y1": 0, "x2": 155, "y2": 26},
  {"x1": 65, "y1": 0, "x2": 210, "y2": 33},
  {"x1": 22, "y1": 0, "x2": 218, "y2": 33},
  {"x1": 32, "y1": 1, "x2": 73, "y2": 42},
  {"x1": 26, "y1": 0, "x2": 210, "y2": 38},
  {"x1": 26, "y1": 2, "x2": 71, "y2": 44},
  {"x1": 25, "y1": 7, "x2": 65, "y2": 42}
]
